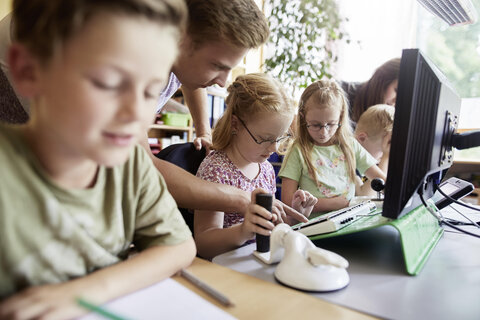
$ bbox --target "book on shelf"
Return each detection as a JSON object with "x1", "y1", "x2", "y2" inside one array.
[
  {"x1": 211, "y1": 95, "x2": 225, "y2": 128},
  {"x1": 207, "y1": 94, "x2": 214, "y2": 127}
]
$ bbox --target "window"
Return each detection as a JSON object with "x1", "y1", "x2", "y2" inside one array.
[{"x1": 337, "y1": 0, "x2": 480, "y2": 162}]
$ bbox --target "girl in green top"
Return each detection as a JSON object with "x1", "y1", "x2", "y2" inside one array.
[{"x1": 279, "y1": 80, "x2": 386, "y2": 214}]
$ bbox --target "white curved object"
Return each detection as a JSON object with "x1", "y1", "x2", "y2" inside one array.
[{"x1": 253, "y1": 224, "x2": 350, "y2": 292}]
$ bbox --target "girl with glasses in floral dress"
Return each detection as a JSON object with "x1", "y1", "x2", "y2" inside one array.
[
  {"x1": 279, "y1": 80, "x2": 386, "y2": 214},
  {"x1": 194, "y1": 73, "x2": 317, "y2": 260}
]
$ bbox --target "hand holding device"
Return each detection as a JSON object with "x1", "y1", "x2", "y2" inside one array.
[{"x1": 255, "y1": 193, "x2": 273, "y2": 253}]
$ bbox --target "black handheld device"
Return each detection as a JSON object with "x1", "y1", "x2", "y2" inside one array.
[
  {"x1": 433, "y1": 177, "x2": 474, "y2": 210},
  {"x1": 255, "y1": 193, "x2": 273, "y2": 253}
]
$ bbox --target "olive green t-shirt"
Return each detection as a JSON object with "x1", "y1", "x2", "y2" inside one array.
[
  {"x1": 279, "y1": 140, "x2": 376, "y2": 200},
  {"x1": 0, "y1": 125, "x2": 191, "y2": 297}
]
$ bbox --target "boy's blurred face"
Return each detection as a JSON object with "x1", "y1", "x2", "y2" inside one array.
[
  {"x1": 31, "y1": 13, "x2": 178, "y2": 167},
  {"x1": 361, "y1": 134, "x2": 383, "y2": 160},
  {"x1": 172, "y1": 38, "x2": 248, "y2": 89},
  {"x1": 358, "y1": 131, "x2": 391, "y2": 161}
]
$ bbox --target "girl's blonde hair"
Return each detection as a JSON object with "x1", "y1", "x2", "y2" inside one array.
[
  {"x1": 292, "y1": 79, "x2": 356, "y2": 186},
  {"x1": 212, "y1": 73, "x2": 295, "y2": 151}
]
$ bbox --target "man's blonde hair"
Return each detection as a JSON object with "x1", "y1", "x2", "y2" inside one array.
[
  {"x1": 12, "y1": 0, "x2": 187, "y2": 64},
  {"x1": 355, "y1": 104, "x2": 395, "y2": 138},
  {"x1": 186, "y1": 0, "x2": 269, "y2": 49},
  {"x1": 212, "y1": 73, "x2": 294, "y2": 151}
]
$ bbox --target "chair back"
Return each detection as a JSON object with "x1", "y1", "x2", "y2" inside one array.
[{"x1": 156, "y1": 142, "x2": 206, "y2": 233}]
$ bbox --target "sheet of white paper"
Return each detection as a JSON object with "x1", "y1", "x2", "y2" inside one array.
[{"x1": 80, "y1": 278, "x2": 236, "y2": 320}]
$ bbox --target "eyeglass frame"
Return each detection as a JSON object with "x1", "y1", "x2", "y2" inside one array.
[
  {"x1": 305, "y1": 121, "x2": 341, "y2": 132},
  {"x1": 237, "y1": 117, "x2": 292, "y2": 146}
]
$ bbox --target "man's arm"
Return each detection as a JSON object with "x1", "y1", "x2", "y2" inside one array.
[
  {"x1": 162, "y1": 98, "x2": 190, "y2": 114},
  {"x1": 141, "y1": 135, "x2": 307, "y2": 221},
  {"x1": 159, "y1": 157, "x2": 251, "y2": 212},
  {"x1": 141, "y1": 134, "x2": 250, "y2": 212},
  {"x1": 181, "y1": 86, "x2": 212, "y2": 150}
]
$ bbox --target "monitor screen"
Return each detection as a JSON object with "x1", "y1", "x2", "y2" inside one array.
[{"x1": 382, "y1": 49, "x2": 461, "y2": 219}]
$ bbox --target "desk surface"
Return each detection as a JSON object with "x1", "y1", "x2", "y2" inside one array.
[
  {"x1": 213, "y1": 205, "x2": 480, "y2": 320},
  {"x1": 175, "y1": 257, "x2": 375, "y2": 319}
]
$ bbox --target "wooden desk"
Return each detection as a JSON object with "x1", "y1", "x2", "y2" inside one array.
[{"x1": 174, "y1": 258, "x2": 375, "y2": 319}]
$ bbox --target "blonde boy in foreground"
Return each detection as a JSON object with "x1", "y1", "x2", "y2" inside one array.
[
  {"x1": 354, "y1": 104, "x2": 395, "y2": 196},
  {"x1": 0, "y1": 0, "x2": 195, "y2": 319}
]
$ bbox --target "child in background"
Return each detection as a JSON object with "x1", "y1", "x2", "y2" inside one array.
[
  {"x1": 194, "y1": 73, "x2": 317, "y2": 260},
  {"x1": 279, "y1": 80, "x2": 386, "y2": 214},
  {"x1": 0, "y1": 0, "x2": 195, "y2": 319},
  {"x1": 354, "y1": 104, "x2": 395, "y2": 196}
]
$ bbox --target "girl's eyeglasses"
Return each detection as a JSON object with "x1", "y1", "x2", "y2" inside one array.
[
  {"x1": 238, "y1": 118, "x2": 292, "y2": 146},
  {"x1": 306, "y1": 122, "x2": 341, "y2": 132}
]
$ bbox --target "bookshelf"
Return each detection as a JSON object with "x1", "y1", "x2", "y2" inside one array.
[
  {"x1": 206, "y1": 87, "x2": 227, "y2": 128},
  {"x1": 149, "y1": 123, "x2": 194, "y2": 140},
  {"x1": 148, "y1": 87, "x2": 227, "y2": 153},
  {"x1": 148, "y1": 116, "x2": 194, "y2": 155}
]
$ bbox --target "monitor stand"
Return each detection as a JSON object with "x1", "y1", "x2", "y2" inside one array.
[{"x1": 308, "y1": 202, "x2": 443, "y2": 275}]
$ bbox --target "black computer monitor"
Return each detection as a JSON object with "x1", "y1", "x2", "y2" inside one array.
[{"x1": 382, "y1": 49, "x2": 462, "y2": 219}]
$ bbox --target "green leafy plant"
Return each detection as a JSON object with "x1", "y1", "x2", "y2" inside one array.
[{"x1": 263, "y1": 0, "x2": 351, "y2": 97}]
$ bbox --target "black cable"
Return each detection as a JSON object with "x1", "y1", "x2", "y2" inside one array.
[
  {"x1": 447, "y1": 205, "x2": 480, "y2": 228},
  {"x1": 419, "y1": 188, "x2": 480, "y2": 239},
  {"x1": 440, "y1": 219, "x2": 480, "y2": 238},
  {"x1": 434, "y1": 182, "x2": 480, "y2": 212},
  {"x1": 443, "y1": 218, "x2": 480, "y2": 226}
]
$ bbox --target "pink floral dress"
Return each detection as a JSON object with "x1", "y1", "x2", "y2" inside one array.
[{"x1": 196, "y1": 150, "x2": 276, "y2": 228}]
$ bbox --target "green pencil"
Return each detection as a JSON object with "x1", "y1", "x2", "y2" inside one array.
[{"x1": 76, "y1": 297, "x2": 130, "y2": 320}]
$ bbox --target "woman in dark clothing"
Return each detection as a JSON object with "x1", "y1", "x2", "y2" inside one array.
[{"x1": 340, "y1": 57, "x2": 400, "y2": 123}]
